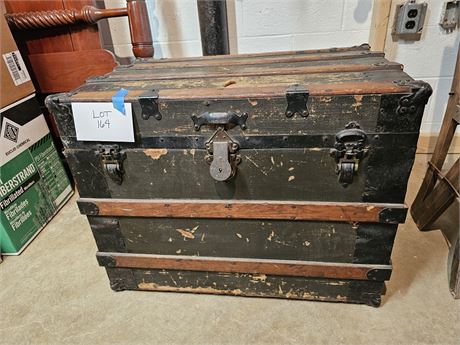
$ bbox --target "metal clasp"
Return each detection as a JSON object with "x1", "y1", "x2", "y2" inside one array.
[
  {"x1": 97, "y1": 145, "x2": 126, "y2": 185},
  {"x1": 330, "y1": 122, "x2": 368, "y2": 187},
  {"x1": 191, "y1": 111, "x2": 248, "y2": 131},
  {"x1": 205, "y1": 127, "x2": 241, "y2": 182}
]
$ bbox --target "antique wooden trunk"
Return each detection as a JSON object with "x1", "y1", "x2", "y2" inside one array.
[{"x1": 46, "y1": 44, "x2": 431, "y2": 306}]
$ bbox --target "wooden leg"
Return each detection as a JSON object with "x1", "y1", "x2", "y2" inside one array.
[
  {"x1": 429, "y1": 196, "x2": 459, "y2": 299},
  {"x1": 412, "y1": 159, "x2": 459, "y2": 230},
  {"x1": 126, "y1": 0, "x2": 153, "y2": 58},
  {"x1": 411, "y1": 43, "x2": 460, "y2": 229},
  {"x1": 450, "y1": 235, "x2": 460, "y2": 298}
]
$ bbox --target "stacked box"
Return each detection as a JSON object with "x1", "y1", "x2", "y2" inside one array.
[{"x1": 0, "y1": 95, "x2": 73, "y2": 255}]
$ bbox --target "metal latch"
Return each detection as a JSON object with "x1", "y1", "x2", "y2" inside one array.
[
  {"x1": 97, "y1": 145, "x2": 126, "y2": 185},
  {"x1": 285, "y1": 84, "x2": 309, "y2": 118},
  {"x1": 330, "y1": 122, "x2": 368, "y2": 187},
  {"x1": 190, "y1": 110, "x2": 245, "y2": 182},
  {"x1": 205, "y1": 127, "x2": 241, "y2": 182}
]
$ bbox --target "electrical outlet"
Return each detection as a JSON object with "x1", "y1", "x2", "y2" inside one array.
[
  {"x1": 440, "y1": 1, "x2": 459, "y2": 31},
  {"x1": 392, "y1": 0, "x2": 428, "y2": 40}
]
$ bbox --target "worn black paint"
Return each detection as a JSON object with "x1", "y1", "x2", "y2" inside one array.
[
  {"x1": 64, "y1": 150, "x2": 111, "y2": 198},
  {"x1": 54, "y1": 132, "x2": 419, "y2": 152},
  {"x1": 86, "y1": 217, "x2": 398, "y2": 265},
  {"x1": 66, "y1": 142, "x2": 416, "y2": 203},
  {"x1": 78, "y1": 201, "x2": 99, "y2": 216},
  {"x1": 88, "y1": 217, "x2": 127, "y2": 252},
  {"x1": 104, "y1": 267, "x2": 385, "y2": 306},
  {"x1": 353, "y1": 224, "x2": 398, "y2": 264},
  {"x1": 378, "y1": 207, "x2": 408, "y2": 224}
]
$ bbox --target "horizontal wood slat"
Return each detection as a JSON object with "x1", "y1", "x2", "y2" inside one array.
[
  {"x1": 78, "y1": 198, "x2": 407, "y2": 224},
  {"x1": 107, "y1": 61, "x2": 401, "y2": 81},
  {"x1": 126, "y1": 50, "x2": 381, "y2": 69},
  {"x1": 159, "y1": 82, "x2": 411, "y2": 99},
  {"x1": 134, "y1": 44, "x2": 371, "y2": 64},
  {"x1": 70, "y1": 82, "x2": 412, "y2": 102},
  {"x1": 97, "y1": 252, "x2": 392, "y2": 281}
]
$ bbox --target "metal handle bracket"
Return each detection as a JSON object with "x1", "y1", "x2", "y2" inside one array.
[{"x1": 192, "y1": 111, "x2": 248, "y2": 131}]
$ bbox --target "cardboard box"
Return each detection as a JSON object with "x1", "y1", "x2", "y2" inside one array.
[
  {"x1": 0, "y1": 94, "x2": 73, "y2": 255},
  {"x1": 1, "y1": 2, "x2": 35, "y2": 108}
]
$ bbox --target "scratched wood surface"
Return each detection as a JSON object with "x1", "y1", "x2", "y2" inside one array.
[
  {"x1": 66, "y1": 144, "x2": 416, "y2": 203},
  {"x1": 55, "y1": 94, "x2": 423, "y2": 140},
  {"x1": 131, "y1": 43, "x2": 372, "y2": 64},
  {"x1": 88, "y1": 216, "x2": 398, "y2": 264},
  {"x1": 116, "y1": 51, "x2": 384, "y2": 68},
  {"x1": 104, "y1": 57, "x2": 400, "y2": 81},
  {"x1": 105, "y1": 267, "x2": 385, "y2": 306},
  {"x1": 78, "y1": 198, "x2": 406, "y2": 223},
  {"x1": 97, "y1": 252, "x2": 392, "y2": 280}
]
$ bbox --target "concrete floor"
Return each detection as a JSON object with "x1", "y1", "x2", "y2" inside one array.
[{"x1": 0, "y1": 154, "x2": 459, "y2": 345}]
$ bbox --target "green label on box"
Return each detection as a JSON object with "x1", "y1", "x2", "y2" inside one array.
[{"x1": 0, "y1": 97, "x2": 72, "y2": 254}]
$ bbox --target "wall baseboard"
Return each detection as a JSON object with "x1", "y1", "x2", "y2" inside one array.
[{"x1": 416, "y1": 133, "x2": 460, "y2": 154}]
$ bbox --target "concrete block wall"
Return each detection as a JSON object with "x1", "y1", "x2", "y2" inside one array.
[
  {"x1": 101, "y1": 0, "x2": 459, "y2": 133},
  {"x1": 101, "y1": 0, "x2": 374, "y2": 57}
]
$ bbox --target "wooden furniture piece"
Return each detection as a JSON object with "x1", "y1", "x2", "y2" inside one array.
[
  {"x1": 411, "y1": 43, "x2": 460, "y2": 298},
  {"x1": 4, "y1": 0, "x2": 153, "y2": 93},
  {"x1": 46, "y1": 44, "x2": 431, "y2": 306}
]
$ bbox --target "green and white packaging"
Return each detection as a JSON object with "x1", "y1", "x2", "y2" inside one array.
[{"x1": 0, "y1": 94, "x2": 73, "y2": 254}]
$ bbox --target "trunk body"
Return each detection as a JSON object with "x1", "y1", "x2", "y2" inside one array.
[{"x1": 46, "y1": 44, "x2": 431, "y2": 307}]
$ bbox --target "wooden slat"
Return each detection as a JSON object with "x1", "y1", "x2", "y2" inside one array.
[
  {"x1": 78, "y1": 198, "x2": 407, "y2": 224},
  {"x1": 110, "y1": 56, "x2": 392, "y2": 78},
  {"x1": 158, "y1": 82, "x2": 411, "y2": 99},
  {"x1": 125, "y1": 50, "x2": 383, "y2": 70},
  {"x1": 413, "y1": 159, "x2": 460, "y2": 229},
  {"x1": 143, "y1": 44, "x2": 371, "y2": 64},
  {"x1": 106, "y1": 61, "x2": 402, "y2": 82},
  {"x1": 97, "y1": 252, "x2": 392, "y2": 281},
  {"x1": 70, "y1": 80, "x2": 412, "y2": 102},
  {"x1": 411, "y1": 44, "x2": 460, "y2": 229}
]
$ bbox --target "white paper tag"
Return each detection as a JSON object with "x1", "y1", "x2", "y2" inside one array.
[
  {"x1": 2, "y1": 50, "x2": 31, "y2": 86},
  {"x1": 71, "y1": 102, "x2": 135, "y2": 142}
]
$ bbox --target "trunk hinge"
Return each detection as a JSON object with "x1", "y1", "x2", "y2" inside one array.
[
  {"x1": 395, "y1": 80, "x2": 433, "y2": 115},
  {"x1": 97, "y1": 144, "x2": 126, "y2": 185},
  {"x1": 138, "y1": 89, "x2": 161, "y2": 120},
  {"x1": 285, "y1": 84, "x2": 309, "y2": 118},
  {"x1": 330, "y1": 122, "x2": 368, "y2": 187}
]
